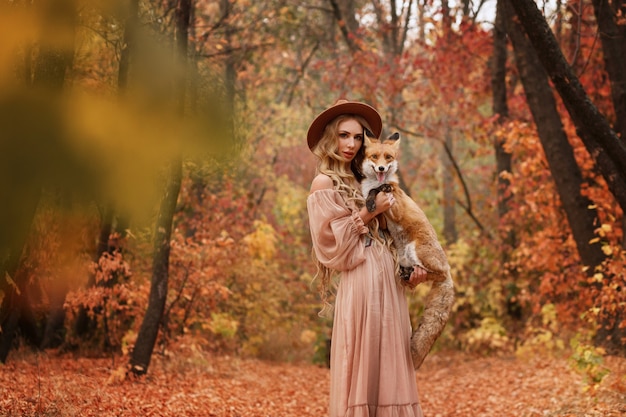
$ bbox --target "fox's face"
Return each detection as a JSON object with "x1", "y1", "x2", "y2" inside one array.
[{"x1": 362, "y1": 131, "x2": 401, "y2": 183}]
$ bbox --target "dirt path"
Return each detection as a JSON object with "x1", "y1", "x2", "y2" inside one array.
[{"x1": 1, "y1": 349, "x2": 624, "y2": 416}]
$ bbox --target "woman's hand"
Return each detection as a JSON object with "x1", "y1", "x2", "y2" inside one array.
[
  {"x1": 405, "y1": 265, "x2": 428, "y2": 290},
  {"x1": 373, "y1": 191, "x2": 395, "y2": 215},
  {"x1": 359, "y1": 191, "x2": 395, "y2": 225}
]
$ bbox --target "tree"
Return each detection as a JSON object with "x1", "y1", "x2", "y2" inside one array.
[
  {"x1": 128, "y1": 0, "x2": 191, "y2": 376},
  {"x1": 591, "y1": 0, "x2": 626, "y2": 142},
  {"x1": 509, "y1": 0, "x2": 626, "y2": 214},
  {"x1": 507, "y1": 0, "x2": 625, "y2": 352},
  {"x1": 440, "y1": 0, "x2": 457, "y2": 244},
  {"x1": 492, "y1": 0, "x2": 521, "y2": 324},
  {"x1": 503, "y1": 0, "x2": 606, "y2": 270},
  {"x1": 591, "y1": 0, "x2": 626, "y2": 250},
  {"x1": 492, "y1": 0, "x2": 513, "y2": 247}
]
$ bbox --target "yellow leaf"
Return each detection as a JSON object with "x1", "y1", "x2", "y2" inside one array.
[{"x1": 601, "y1": 224, "x2": 612, "y2": 232}]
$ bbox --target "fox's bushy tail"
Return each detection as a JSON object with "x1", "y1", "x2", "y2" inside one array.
[{"x1": 410, "y1": 273, "x2": 455, "y2": 369}]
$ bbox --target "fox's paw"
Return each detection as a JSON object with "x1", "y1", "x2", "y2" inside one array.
[
  {"x1": 399, "y1": 265, "x2": 413, "y2": 281},
  {"x1": 377, "y1": 183, "x2": 393, "y2": 193},
  {"x1": 366, "y1": 189, "x2": 379, "y2": 212}
]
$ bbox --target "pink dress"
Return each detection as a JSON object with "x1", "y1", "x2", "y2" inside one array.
[{"x1": 307, "y1": 189, "x2": 423, "y2": 417}]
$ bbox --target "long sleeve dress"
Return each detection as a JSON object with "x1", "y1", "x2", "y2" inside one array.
[{"x1": 307, "y1": 188, "x2": 423, "y2": 417}]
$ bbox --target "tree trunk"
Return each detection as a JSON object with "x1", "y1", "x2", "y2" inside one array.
[
  {"x1": 492, "y1": 0, "x2": 511, "y2": 220},
  {"x1": 503, "y1": 0, "x2": 606, "y2": 271},
  {"x1": 439, "y1": 0, "x2": 457, "y2": 244},
  {"x1": 493, "y1": 0, "x2": 521, "y2": 322},
  {"x1": 129, "y1": 158, "x2": 182, "y2": 375},
  {"x1": 591, "y1": 0, "x2": 626, "y2": 250},
  {"x1": 117, "y1": 0, "x2": 138, "y2": 94},
  {"x1": 219, "y1": 0, "x2": 237, "y2": 143},
  {"x1": 554, "y1": 0, "x2": 563, "y2": 44},
  {"x1": 417, "y1": 0, "x2": 425, "y2": 43},
  {"x1": 129, "y1": 0, "x2": 190, "y2": 376},
  {"x1": 441, "y1": 129, "x2": 457, "y2": 244},
  {"x1": 592, "y1": 0, "x2": 626, "y2": 142},
  {"x1": 590, "y1": 0, "x2": 626, "y2": 352},
  {"x1": 328, "y1": 0, "x2": 360, "y2": 52},
  {"x1": 509, "y1": 0, "x2": 626, "y2": 214}
]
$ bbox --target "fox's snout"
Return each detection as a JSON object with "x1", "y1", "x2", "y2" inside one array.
[{"x1": 364, "y1": 160, "x2": 391, "y2": 173}]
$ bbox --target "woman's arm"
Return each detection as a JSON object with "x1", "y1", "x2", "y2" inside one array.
[{"x1": 310, "y1": 174, "x2": 394, "y2": 225}]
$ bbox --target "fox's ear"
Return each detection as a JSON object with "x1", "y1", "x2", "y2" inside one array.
[
  {"x1": 364, "y1": 128, "x2": 377, "y2": 146},
  {"x1": 385, "y1": 132, "x2": 401, "y2": 148}
]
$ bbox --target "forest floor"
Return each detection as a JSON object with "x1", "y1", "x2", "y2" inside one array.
[{"x1": 0, "y1": 347, "x2": 625, "y2": 417}]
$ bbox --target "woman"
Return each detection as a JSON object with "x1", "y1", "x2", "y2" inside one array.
[{"x1": 307, "y1": 99, "x2": 426, "y2": 417}]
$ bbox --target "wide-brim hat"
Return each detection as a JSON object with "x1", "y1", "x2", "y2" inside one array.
[{"x1": 307, "y1": 99, "x2": 382, "y2": 150}]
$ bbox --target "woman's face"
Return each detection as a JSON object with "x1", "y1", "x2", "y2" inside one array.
[{"x1": 336, "y1": 118, "x2": 364, "y2": 162}]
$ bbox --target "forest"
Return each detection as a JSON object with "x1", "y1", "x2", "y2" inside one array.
[{"x1": 0, "y1": 0, "x2": 625, "y2": 415}]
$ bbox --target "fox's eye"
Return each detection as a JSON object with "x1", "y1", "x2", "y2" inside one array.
[
  {"x1": 370, "y1": 154, "x2": 379, "y2": 160},
  {"x1": 385, "y1": 154, "x2": 393, "y2": 161}
]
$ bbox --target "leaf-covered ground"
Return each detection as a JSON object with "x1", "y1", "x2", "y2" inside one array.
[{"x1": 1, "y1": 349, "x2": 624, "y2": 416}]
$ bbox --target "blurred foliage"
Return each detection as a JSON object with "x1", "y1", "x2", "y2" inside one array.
[
  {"x1": 515, "y1": 304, "x2": 566, "y2": 359},
  {"x1": 461, "y1": 317, "x2": 511, "y2": 354}
]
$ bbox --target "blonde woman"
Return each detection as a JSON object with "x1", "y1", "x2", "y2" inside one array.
[{"x1": 307, "y1": 99, "x2": 426, "y2": 417}]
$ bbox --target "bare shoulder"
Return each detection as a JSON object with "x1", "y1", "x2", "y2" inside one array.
[{"x1": 309, "y1": 174, "x2": 333, "y2": 194}]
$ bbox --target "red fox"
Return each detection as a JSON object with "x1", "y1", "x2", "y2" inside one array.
[{"x1": 361, "y1": 131, "x2": 455, "y2": 369}]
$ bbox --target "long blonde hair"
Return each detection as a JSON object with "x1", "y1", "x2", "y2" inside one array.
[{"x1": 310, "y1": 115, "x2": 396, "y2": 315}]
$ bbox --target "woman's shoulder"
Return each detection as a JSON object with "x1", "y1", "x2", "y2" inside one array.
[{"x1": 309, "y1": 174, "x2": 334, "y2": 194}]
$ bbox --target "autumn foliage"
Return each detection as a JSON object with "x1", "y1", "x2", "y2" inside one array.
[
  {"x1": 2, "y1": 348, "x2": 625, "y2": 416},
  {"x1": 1, "y1": 0, "x2": 625, "y2": 415}
]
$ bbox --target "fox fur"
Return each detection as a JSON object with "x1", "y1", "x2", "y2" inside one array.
[{"x1": 361, "y1": 131, "x2": 455, "y2": 370}]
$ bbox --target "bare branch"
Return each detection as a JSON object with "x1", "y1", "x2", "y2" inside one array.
[{"x1": 396, "y1": 126, "x2": 489, "y2": 237}]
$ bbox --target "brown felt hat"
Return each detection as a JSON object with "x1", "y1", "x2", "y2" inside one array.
[{"x1": 307, "y1": 99, "x2": 382, "y2": 151}]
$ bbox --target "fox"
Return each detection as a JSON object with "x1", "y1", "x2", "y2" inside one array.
[{"x1": 361, "y1": 131, "x2": 455, "y2": 370}]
